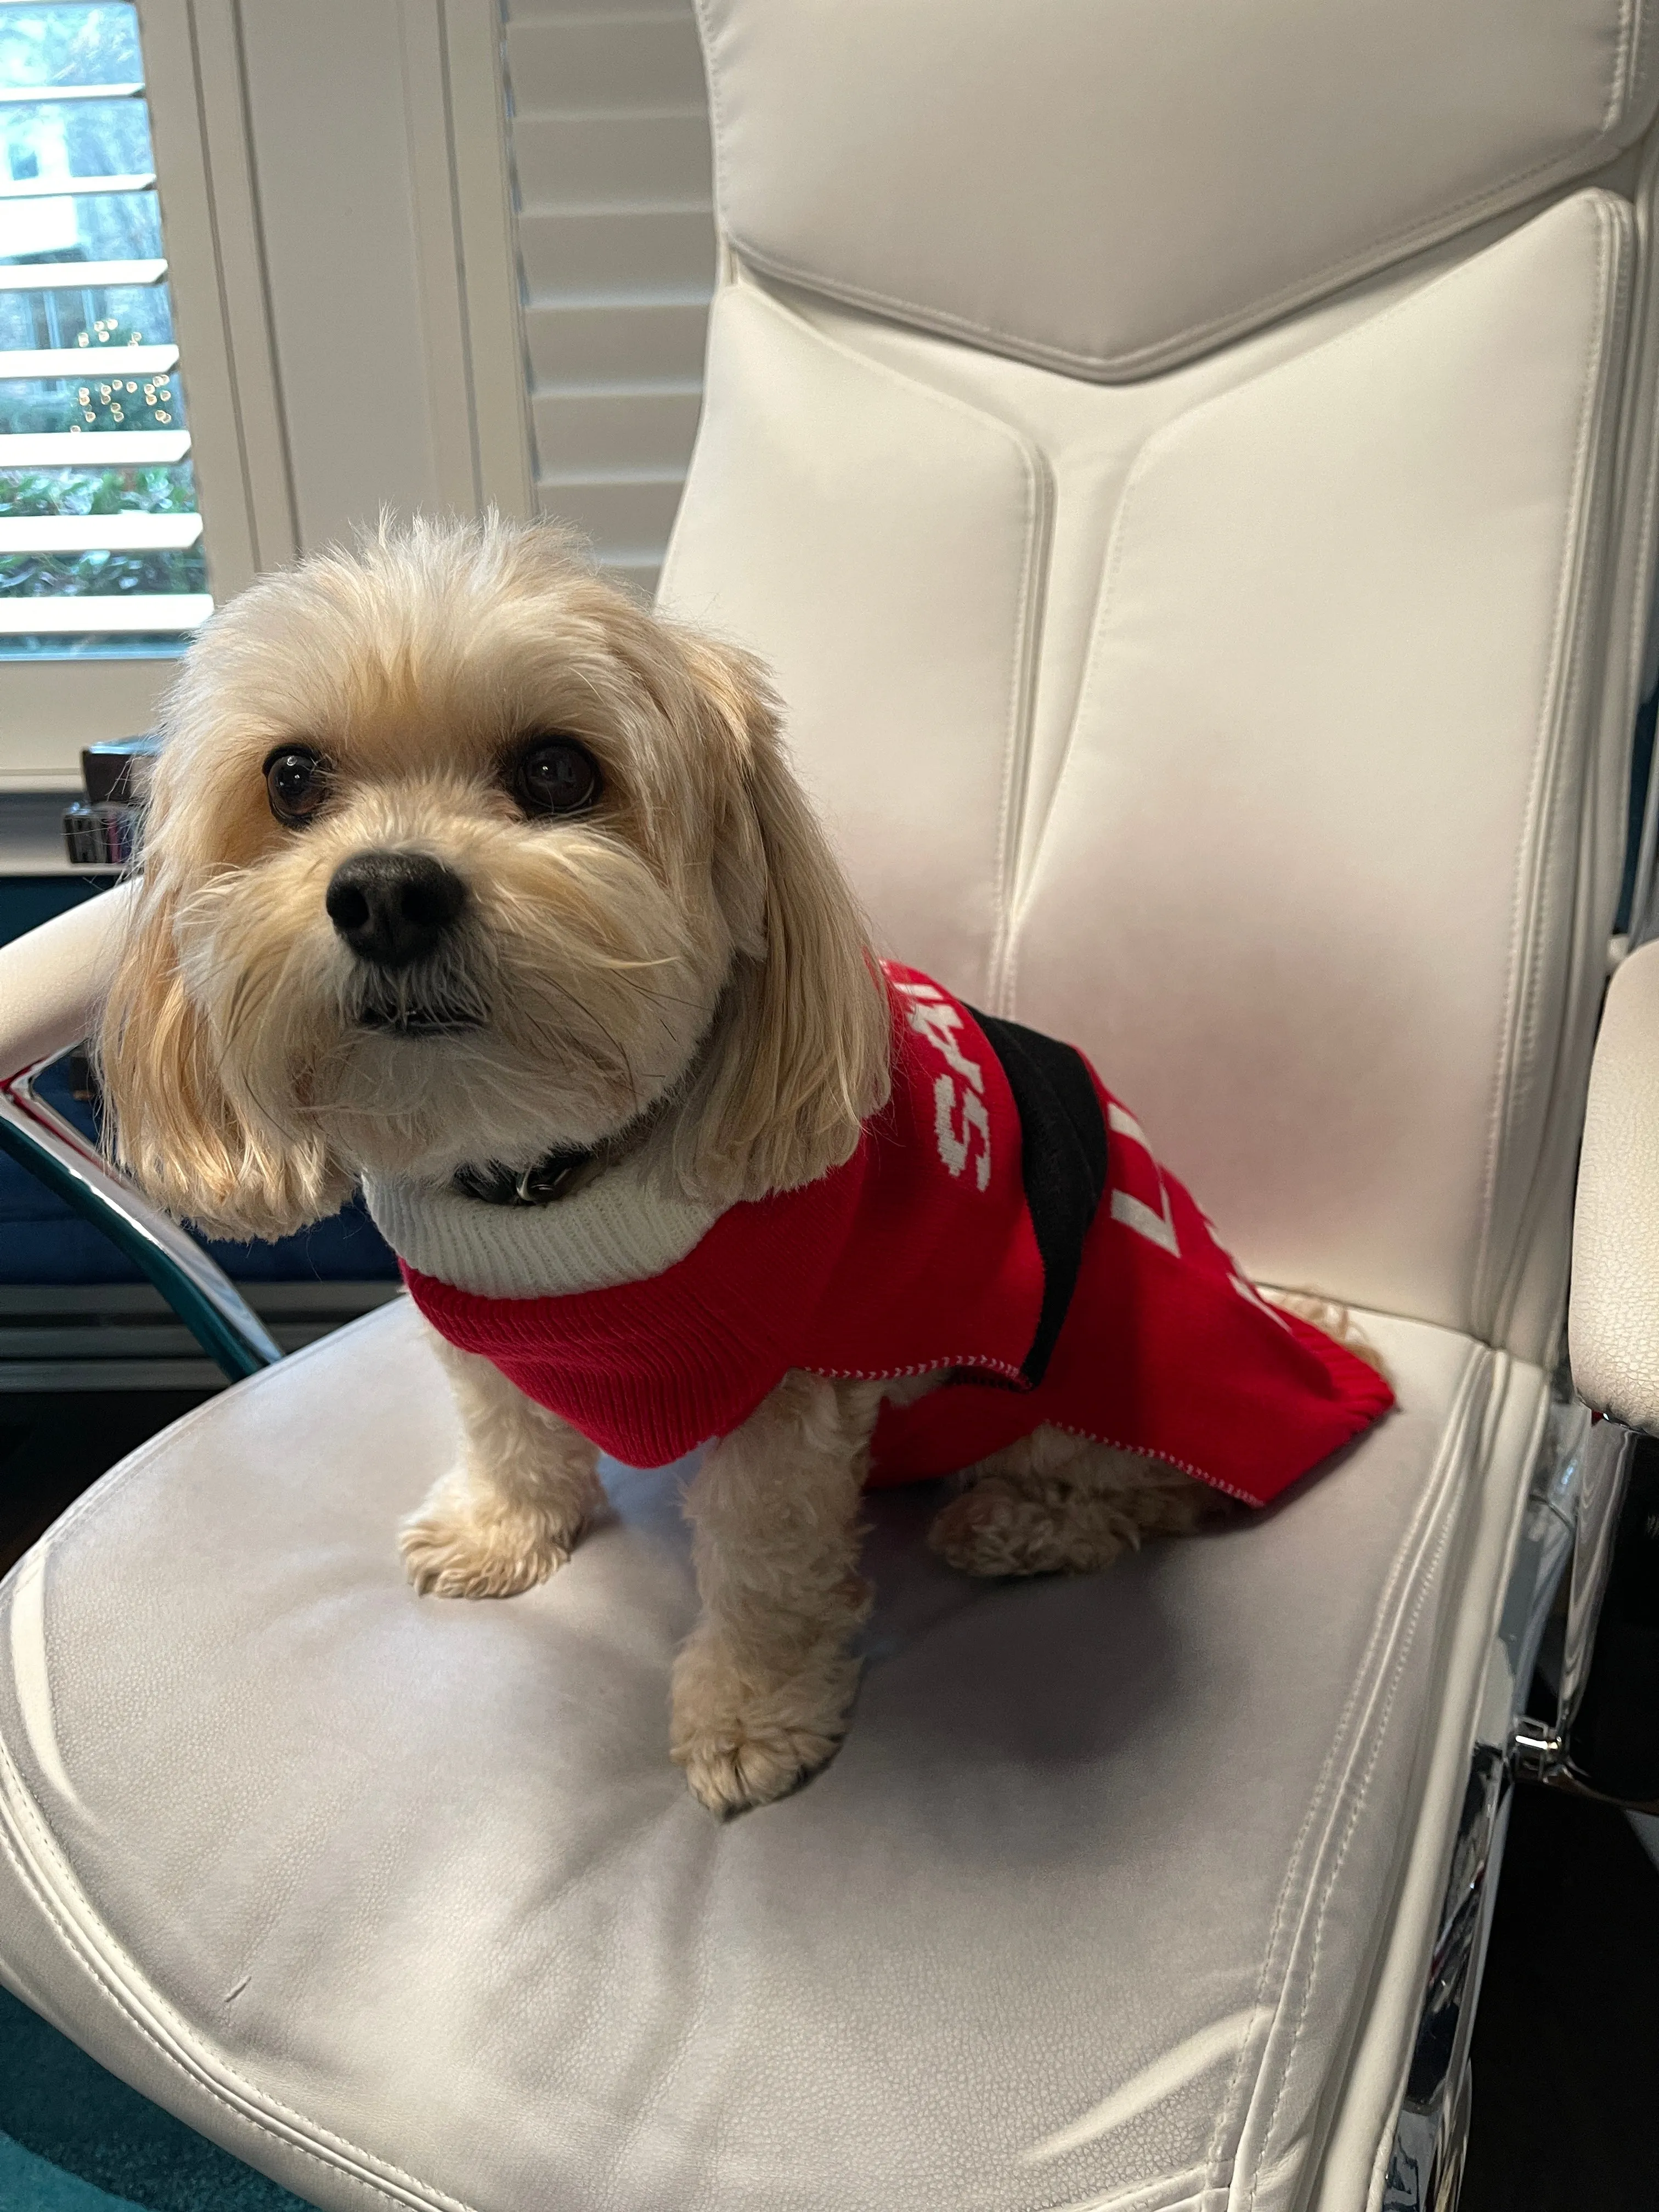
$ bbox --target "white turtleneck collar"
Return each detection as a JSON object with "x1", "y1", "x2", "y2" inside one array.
[{"x1": 362, "y1": 1148, "x2": 723, "y2": 1299}]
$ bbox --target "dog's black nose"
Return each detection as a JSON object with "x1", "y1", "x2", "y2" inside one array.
[{"x1": 326, "y1": 851, "x2": 466, "y2": 969}]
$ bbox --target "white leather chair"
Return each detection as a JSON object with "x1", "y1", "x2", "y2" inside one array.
[{"x1": 5, "y1": 5, "x2": 1659, "y2": 2206}]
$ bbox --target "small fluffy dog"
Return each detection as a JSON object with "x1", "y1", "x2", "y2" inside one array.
[{"x1": 98, "y1": 516, "x2": 1383, "y2": 1815}]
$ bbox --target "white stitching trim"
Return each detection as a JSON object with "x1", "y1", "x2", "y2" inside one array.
[{"x1": 807, "y1": 1355, "x2": 1024, "y2": 1384}]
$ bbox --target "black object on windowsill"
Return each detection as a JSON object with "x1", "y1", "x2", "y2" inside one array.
[{"x1": 61, "y1": 735, "x2": 159, "y2": 867}]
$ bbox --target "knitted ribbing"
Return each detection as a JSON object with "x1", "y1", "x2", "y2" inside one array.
[{"x1": 362, "y1": 1149, "x2": 720, "y2": 1298}]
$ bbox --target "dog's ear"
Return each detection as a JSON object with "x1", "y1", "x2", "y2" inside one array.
[
  {"x1": 673, "y1": 637, "x2": 891, "y2": 1203},
  {"x1": 98, "y1": 880, "x2": 349, "y2": 1241}
]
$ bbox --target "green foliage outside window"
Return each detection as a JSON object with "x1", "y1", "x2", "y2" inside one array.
[
  {"x1": 0, "y1": 545, "x2": 203, "y2": 597},
  {"x1": 0, "y1": 459, "x2": 205, "y2": 601},
  {"x1": 0, "y1": 461, "x2": 195, "y2": 518}
]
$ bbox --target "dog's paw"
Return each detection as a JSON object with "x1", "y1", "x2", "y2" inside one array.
[
  {"x1": 928, "y1": 1476, "x2": 1132, "y2": 1578},
  {"x1": 398, "y1": 1474, "x2": 581, "y2": 1599},
  {"x1": 669, "y1": 1635, "x2": 859, "y2": 1815}
]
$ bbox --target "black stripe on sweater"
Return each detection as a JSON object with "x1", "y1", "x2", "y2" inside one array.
[{"x1": 966, "y1": 1007, "x2": 1108, "y2": 1387}]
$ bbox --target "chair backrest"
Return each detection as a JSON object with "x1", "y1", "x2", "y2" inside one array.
[{"x1": 657, "y1": 0, "x2": 1659, "y2": 1368}]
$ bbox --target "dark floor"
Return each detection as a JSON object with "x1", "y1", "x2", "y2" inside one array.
[
  {"x1": 0, "y1": 1389, "x2": 212, "y2": 1579},
  {"x1": 2, "y1": 1394, "x2": 1657, "y2": 2207},
  {"x1": 0, "y1": 1978, "x2": 307, "y2": 2210},
  {"x1": 1465, "y1": 1787, "x2": 1659, "y2": 2210}
]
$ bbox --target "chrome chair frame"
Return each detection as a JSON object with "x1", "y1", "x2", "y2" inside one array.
[{"x1": 0, "y1": 1053, "x2": 281, "y2": 1381}]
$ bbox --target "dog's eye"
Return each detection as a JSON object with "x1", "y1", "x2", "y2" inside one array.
[
  {"x1": 264, "y1": 746, "x2": 328, "y2": 826},
  {"x1": 510, "y1": 736, "x2": 602, "y2": 819}
]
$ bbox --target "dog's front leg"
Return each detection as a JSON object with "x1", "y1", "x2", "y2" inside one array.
[
  {"x1": 400, "y1": 1327, "x2": 602, "y2": 1598},
  {"x1": 672, "y1": 1370, "x2": 878, "y2": 1815}
]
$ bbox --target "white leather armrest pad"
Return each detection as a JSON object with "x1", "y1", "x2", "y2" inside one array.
[
  {"x1": 0, "y1": 881, "x2": 133, "y2": 1080},
  {"x1": 1570, "y1": 936, "x2": 1659, "y2": 1426}
]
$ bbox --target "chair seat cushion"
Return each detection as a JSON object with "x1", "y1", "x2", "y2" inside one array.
[{"x1": 0, "y1": 1299, "x2": 1544, "y2": 2211}]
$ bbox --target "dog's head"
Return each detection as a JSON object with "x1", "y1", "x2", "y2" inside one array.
[{"x1": 99, "y1": 516, "x2": 891, "y2": 1238}]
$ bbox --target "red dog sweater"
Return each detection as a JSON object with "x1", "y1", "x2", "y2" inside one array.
[{"x1": 397, "y1": 966, "x2": 1393, "y2": 1502}]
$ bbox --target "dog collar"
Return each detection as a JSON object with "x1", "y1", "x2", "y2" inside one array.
[{"x1": 451, "y1": 1148, "x2": 595, "y2": 1207}]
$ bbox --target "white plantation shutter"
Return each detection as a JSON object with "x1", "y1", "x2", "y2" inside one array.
[
  {"x1": 503, "y1": 0, "x2": 714, "y2": 600},
  {"x1": 0, "y1": 0, "x2": 215, "y2": 648}
]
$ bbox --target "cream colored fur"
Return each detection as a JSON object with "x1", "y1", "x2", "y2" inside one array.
[{"x1": 98, "y1": 514, "x2": 1373, "y2": 1816}]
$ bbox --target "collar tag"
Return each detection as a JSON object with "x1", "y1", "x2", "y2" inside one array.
[{"x1": 453, "y1": 1148, "x2": 592, "y2": 1208}]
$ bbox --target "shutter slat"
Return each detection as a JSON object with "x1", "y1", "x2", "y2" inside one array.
[
  {"x1": 508, "y1": 2, "x2": 688, "y2": 20},
  {"x1": 506, "y1": 18, "x2": 707, "y2": 114},
  {"x1": 0, "y1": 172, "x2": 154, "y2": 199},
  {"x1": 506, "y1": 0, "x2": 712, "y2": 588},
  {"x1": 525, "y1": 299, "x2": 708, "y2": 385},
  {"x1": 0, "y1": 82, "x2": 142, "y2": 102},
  {"x1": 0, "y1": 258, "x2": 165, "y2": 289},
  {"x1": 0, "y1": 430, "x2": 190, "y2": 463},
  {"x1": 0, "y1": 344, "x2": 178, "y2": 375},
  {"x1": 0, "y1": 594, "x2": 212, "y2": 634},
  {"x1": 532, "y1": 386, "x2": 702, "y2": 474},
  {"x1": 514, "y1": 111, "x2": 711, "y2": 208},
  {"x1": 0, "y1": 513, "x2": 202, "y2": 551},
  {"x1": 517, "y1": 206, "x2": 714, "y2": 300},
  {"x1": 535, "y1": 473, "x2": 685, "y2": 548}
]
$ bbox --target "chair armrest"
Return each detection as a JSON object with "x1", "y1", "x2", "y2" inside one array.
[
  {"x1": 0, "y1": 879, "x2": 283, "y2": 1381},
  {"x1": 0, "y1": 880, "x2": 134, "y2": 1081},
  {"x1": 1570, "y1": 935, "x2": 1659, "y2": 1431},
  {"x1": 1511, "y1": 941, "x2": 1659, "y2": 1814}
]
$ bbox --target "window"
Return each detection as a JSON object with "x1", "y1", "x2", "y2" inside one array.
[
  {"x1": 503, "y1": 0, "x2": 714, "y2": 601},
  {"x1": 0, "y1": 1, "x2": 212, "y2": 662}
]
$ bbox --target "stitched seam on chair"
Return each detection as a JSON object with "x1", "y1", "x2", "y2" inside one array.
[
  {"x1": 1490, "y1": 189, "x2": 1644, "y2": 1359},
  {"x1": 1002, "y1": 206, "x2": 1603, "y2": 1026},
  {"x1": 1034, "y1": 2157, "x2": 1217, "y2": 2212},
  {"x1": 709, "y1": 0, "x2": 1641, "y2": 384},
  {"x1": 1355, "y1": 1363, "x2": 1545, "y2": 2212},
  {"x1": 1603, "y1": 0, "x2": 1641, "y2": 136},
  {"x1": 1496, "y1": 202, "x2": 1626, "y2": 1338},
  {"x1": 1202, "y1": 1345, "x2": 1482, "y2": 2184},
  {"x1": 1203, "y1": 1359, "x2": 1480, "y2": 2190},
  {"x1": 1242, "y1": 1424, "x2": 1469, "y2": 2205},
  {"x1": 693, "y1": 0, "x2": 729, "y2": 280},
  {"x1": 1602, "y1": 137, "x2": 1659, "y2": 753},
  {"x1": 1627, "y1": 1, "x2": 1657, "y2": 126},
  {"x1": 1470, "y1": 198, "x2": 1620, "y2": 1340},
  {"x1": 703, "y1": 279, "x2": 1054, "y2": 1008},
  {"x1": 1203, "y1": 1344, "x2": 1487, "y2": 2199},
  {"x1": 0, "y1": 1740, "x2": 472, "y2": 2212},
  {"x1": 1236, "y1": 1353, "x2": 1492, "y2": 2208},
  {"x1": 988, "y1": 439, "x2": 1053, "y2": 1013},
  {"x1": 1001, "y1": 393, "x2": 1159, "y2": 1012},
  {"x1": 710, "y1": 40, "x2": 1642, "y2": 391}
]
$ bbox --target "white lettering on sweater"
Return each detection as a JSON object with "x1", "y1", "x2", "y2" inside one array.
[
  {"x1": 894, "y1": 980, "x2": 991, "y2": 1191},
  {"x1": 1105, "y1": 1102, "x2": 1180, "y2": 1256},
  {"x1": 935, "y1": 1074, "x2": 993, "y2": 1190}
]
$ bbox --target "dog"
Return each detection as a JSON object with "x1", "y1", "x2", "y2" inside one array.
[{"x1": 96, "y1": 515, "x2": 1390, "y2": 1815}]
